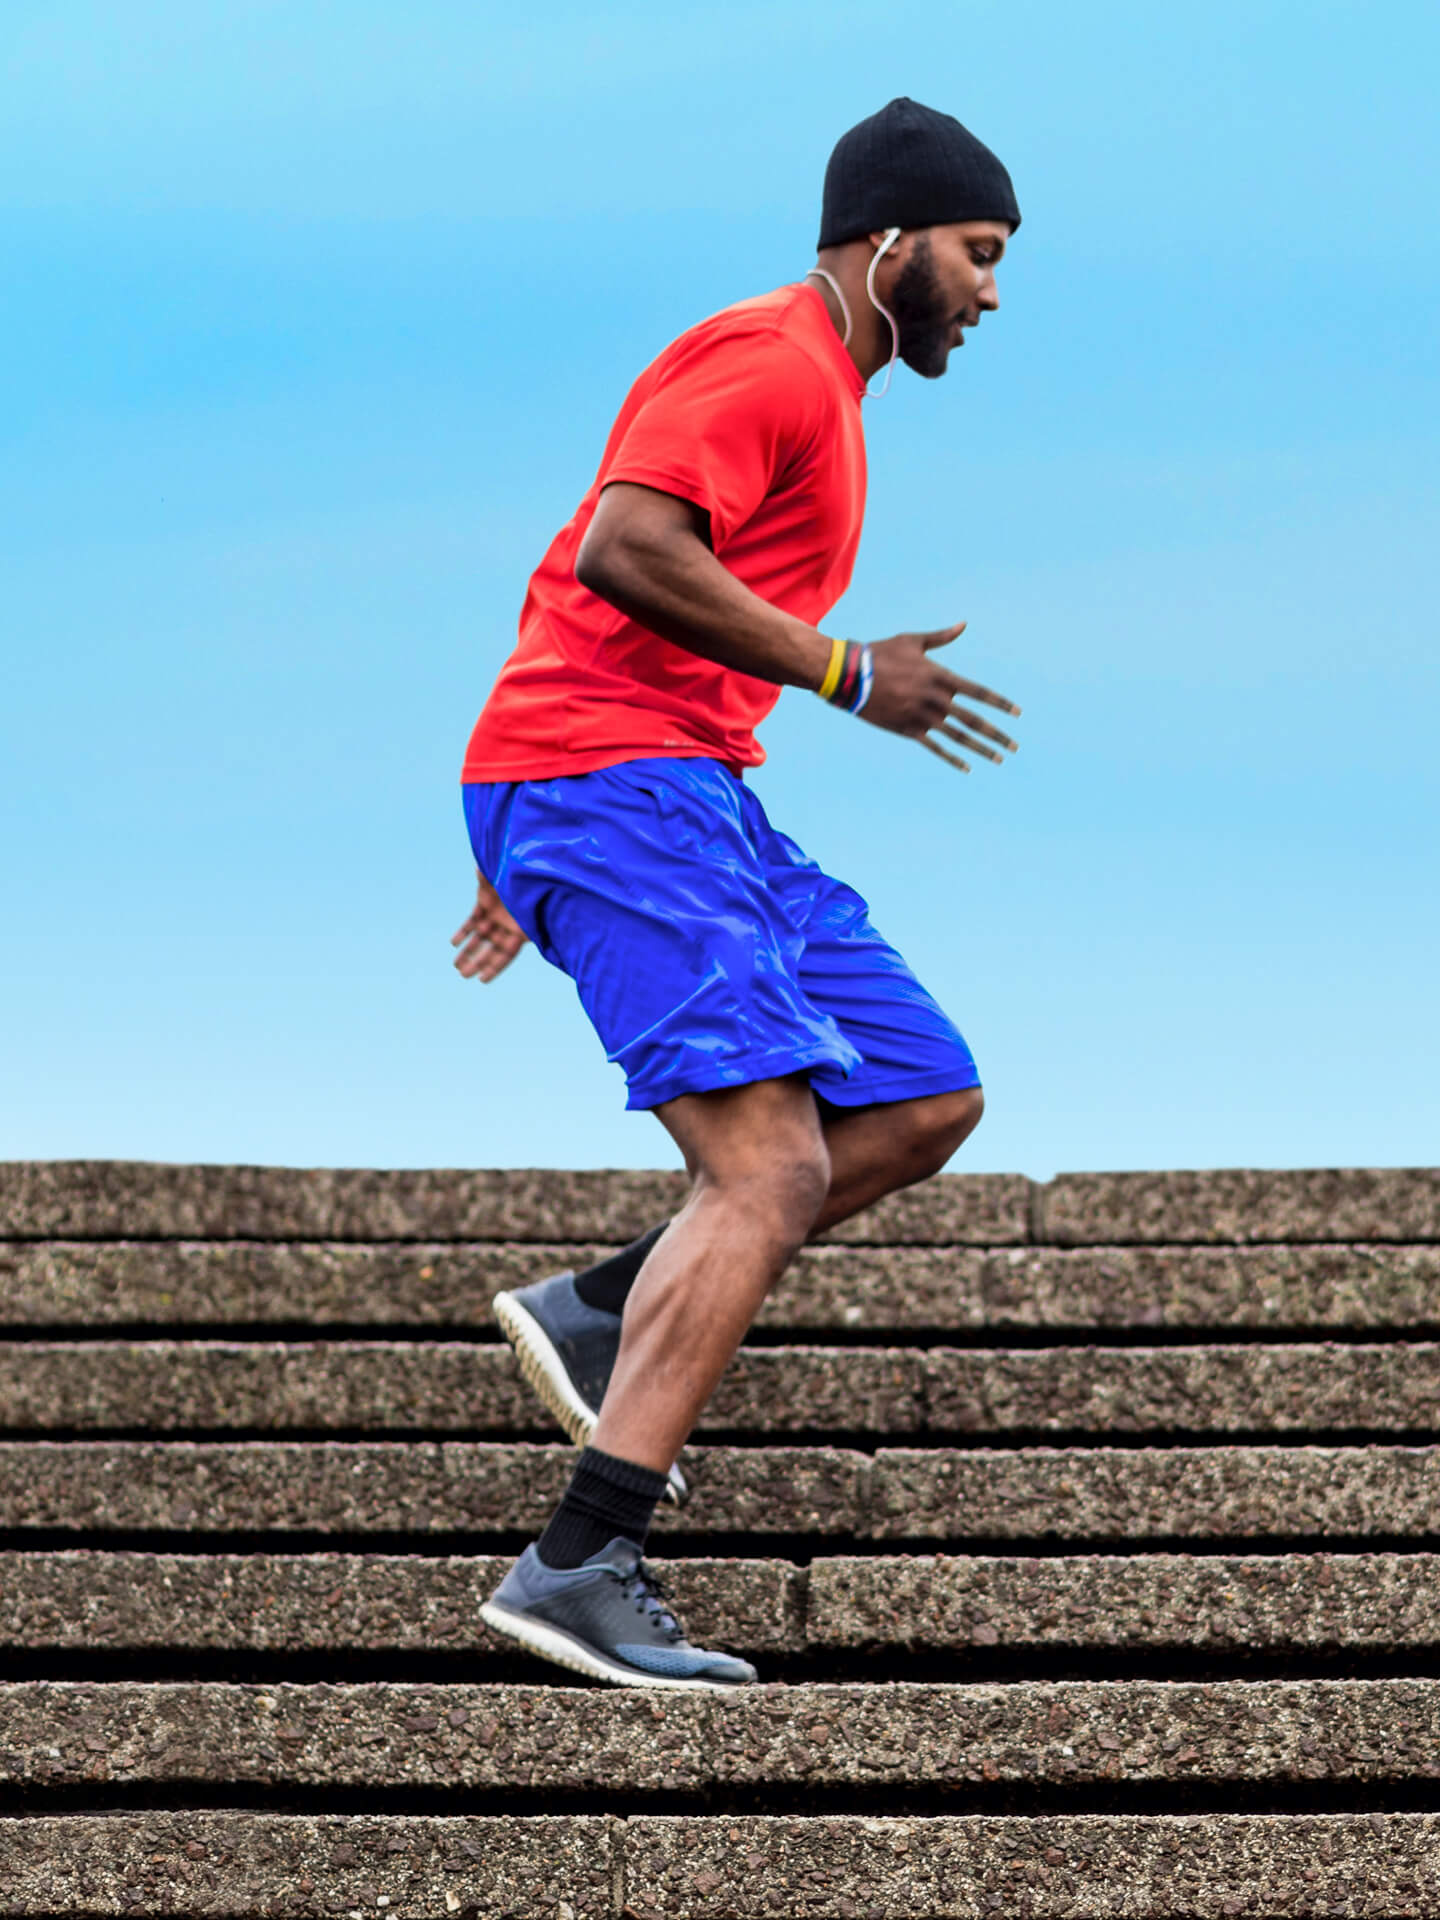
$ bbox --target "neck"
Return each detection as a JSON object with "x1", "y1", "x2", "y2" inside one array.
[{"x1": 805, "y1": 244, "x2": 892, "y2": 380}]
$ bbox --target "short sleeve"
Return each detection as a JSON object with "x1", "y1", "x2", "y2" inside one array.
[{"x1": 603, "y1": 330, "x2": 824, "y2": 549}]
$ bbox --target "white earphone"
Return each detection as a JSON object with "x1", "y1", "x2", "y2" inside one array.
[
  {"x1": 806, "y1": 227, "x2": 903, "y2": 399},
  {"x1": 865, "y1": 228, "x2": 902, "y2": 399}
]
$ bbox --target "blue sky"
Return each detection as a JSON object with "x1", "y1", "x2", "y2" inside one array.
[{"x1": 2, "y1": 0, "x2": 1436, "y2": 1176}]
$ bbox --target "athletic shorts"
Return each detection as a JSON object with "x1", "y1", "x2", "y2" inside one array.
[{"x1": 462, "y1": 756, "x2": 980, "y2": 1113}]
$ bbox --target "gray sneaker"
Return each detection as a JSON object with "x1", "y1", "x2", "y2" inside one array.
[
  {"x1": 494, "y1": 1271, "x2": 688, "y2": 1506},
  {"x1": 480, "y1": 1537, "x2": 757, "y2": 1689}
]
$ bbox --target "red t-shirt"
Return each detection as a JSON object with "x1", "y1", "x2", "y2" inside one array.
[{"x1": 461, "y1": 282, "x2": 867, "y2": 781}]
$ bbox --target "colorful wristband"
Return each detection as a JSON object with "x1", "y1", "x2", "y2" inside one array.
[
  {"x1": 817, "y1": 637, "x2": 847, "y2": 703},
  {"x1": 833, "y1": 641, "x2": 863, "y2": 710},
  {"x1": 852, "y1": 645, "x2": 875, "y2": 715},
  {"x1": 818, "y1": 639, "x2": 874, "y2": 716}
]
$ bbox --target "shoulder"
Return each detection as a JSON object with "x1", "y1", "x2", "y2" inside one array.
[{"x1": 657, "y1": 288, "x2": 838, "y2": 406}]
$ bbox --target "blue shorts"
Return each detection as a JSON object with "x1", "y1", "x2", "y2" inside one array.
[{"x1": 462, "y1": 757, "x2": 980, "y2": 1113}]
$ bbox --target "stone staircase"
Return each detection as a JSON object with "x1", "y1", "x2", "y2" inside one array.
[{"x1": 1, "y1": 1159, "x2": 1439, "y2": 1917}]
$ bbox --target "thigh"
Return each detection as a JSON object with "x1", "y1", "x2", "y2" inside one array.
[{"x1": 654, "y1": 1072, "x2": 828, "y2": 1187}]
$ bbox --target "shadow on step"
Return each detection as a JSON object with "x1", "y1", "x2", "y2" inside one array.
[
  {"x1": 7, "y1": 1646, "x2": 1440, "y2": 1686},
  {"x1": 6, "y1": 1779, "x2": 1440, "y2": 1820}
]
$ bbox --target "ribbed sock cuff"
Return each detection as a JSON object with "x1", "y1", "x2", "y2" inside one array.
[{"x1": 535, "y1": 1446, "x2": 670, "y2": 1570}]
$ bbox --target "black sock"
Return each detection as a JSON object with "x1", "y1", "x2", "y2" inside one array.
[
  {"x1": 535, "y1": 1446, "x2": 670, "y2": 1570},
  {"x1": 571, "y1": 1222, "x2": 667, "y2": 1316}
]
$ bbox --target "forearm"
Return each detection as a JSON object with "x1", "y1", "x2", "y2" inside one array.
[{"x1": 577, "y1": 510, "x2": 833, "y2": 690}]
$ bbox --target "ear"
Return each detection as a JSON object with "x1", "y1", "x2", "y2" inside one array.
[{"x1": 867, "y1": 226, "x2": 904, "y2": 253}]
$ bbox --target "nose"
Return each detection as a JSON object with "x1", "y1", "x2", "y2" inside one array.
[{"x1": 977, "y1": 274, "x2": 1000, "y2": 314}]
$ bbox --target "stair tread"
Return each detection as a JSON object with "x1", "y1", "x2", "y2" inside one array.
[
  {"x1": 6, "y1": 1339, "x2": 1440, "y2": 1436},
  {"x1": 5, "y1": 1677, "x2": 1440, "y2": 1787},
  {"x1": 5, "y1": 1160, "x2": 1436, "y2": 1245},
  {"x1": 0, "y1": 1812, "x2": 1436, "y2": 1917},
  {"x1": 5, "y1": 1439, "x2": 1439, "y2": 1540},
  {"x1": 3, "y1": 1550, "x2": 1438, "y2": 1654},
  {"x1": 9, "y1": 1240, "x2": 1440, "y2": 1332}
]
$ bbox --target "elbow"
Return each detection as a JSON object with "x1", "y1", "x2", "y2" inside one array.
[{"x1": 574, "y1": 524, "x2": 627, "y2": 602}]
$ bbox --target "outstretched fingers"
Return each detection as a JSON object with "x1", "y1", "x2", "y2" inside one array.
[
  {"x1": 948, "y1": 703, "x2": 1019, "y2": 752},
  {"x1": 938, "y1": 720, "x2": 1004, "y2": 763},
  {"x1": 934, "y1": 668, "x2": 1022, "y2": 718},
  {"x1": 920, "y1": 734, "x2": 972, "y2": 773}
]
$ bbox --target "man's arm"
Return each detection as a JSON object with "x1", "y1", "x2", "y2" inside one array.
[{"x1": 577, "y1": 481, "x2": 1020, "y2": 769}]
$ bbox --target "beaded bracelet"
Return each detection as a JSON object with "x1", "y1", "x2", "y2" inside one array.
[{"x1": 817, "y1": 638, "x2": 874, "y2": 716}]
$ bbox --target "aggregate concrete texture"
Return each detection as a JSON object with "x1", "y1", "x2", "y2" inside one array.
[
  {"x1": 868, "y1": 1443, "x2": 1440, "y2": 1541},
  {"x1": 1039, "y1": 1166, "x2": 1440, "y2": 1245},
  {"x1": 5, "y1": 1550, "x2": 1435, "y2": 1654},
  {"x1": 12, "y1": 1239, "x2": 1440, "y2": 1332},
  {"x1": 2, "y1": 1813, "x2": 1435, "y2": 1918},
  {"x1": 4, "y1": 1679, "x2": 1439, "y2": 1790},
  {"x1": 921, "y1": 1341, "x2": 1440, "y2": 1435},
  {"x1": 0, "y1": 1441, "x2": 866, "y2": 1536},
  {"x1": 0, "y1": 1813, "x2": 615, "y2": 1918},
  {"x1": 0, "y1": 1342, "x2": 928, "y2": 1435},
  {"x1": 7, "y1": 1160, "x2": 1438, "y2": 1245},
  {"x1": 978, "y1": 1241, "x2": 1440, "y2": 1332},
  {"x1": 5, "y1": 1440, "x2": 1439, "y2": 1540},
  {"x1": 626, "y1": 1813, "x2": 1440, "y2": 1917},
  {"x1": 0, "y1": 1552, "x2": 803, "y2": 1653},
  {"x1": 807, "y1": 1551, "x2": 1440, "y2": 1650},
  {"x1": 7, "y1": 1157, "x2": 1440, "y2": 1920},
  {"x1": 9, "y1": 1339, "x2": 1440, "y2": 1436},
  {"x1": 0, "y1": 1162, "x2": 1031, "y2": 1244}
]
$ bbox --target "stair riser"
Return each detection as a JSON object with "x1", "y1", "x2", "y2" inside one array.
[
  {"x1": 4, "y1": 1679, "x2": 1440, "y2": 1789},
  {"x1": 4, "y1": 1552, "x2": 1440, "y2": 1656},
  {"x1": 0, "y1": 1813, "x2": 1436, "y2": 1918},
  {"x1": 7, "y1": 1342, "x2": 1440, "y2": 1436},
  {"x1": 10, "y1": 1241, "x2": 1440, "y2": 1332},
  {"x1": 4, "y1": 1442, "x2": 1439, "y2": 1540},
  {"x1": 5, "y1": 1162, "x2": 1436, "y2": 1245}
]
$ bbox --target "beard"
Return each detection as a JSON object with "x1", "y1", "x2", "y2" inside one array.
[{"x1": 889, "y1": 234, "x2": 956, "y2": 380}]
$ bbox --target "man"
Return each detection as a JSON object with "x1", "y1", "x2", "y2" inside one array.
[{"x1": 453, "y1": 98, "x2": 1022, "y2": 1688}]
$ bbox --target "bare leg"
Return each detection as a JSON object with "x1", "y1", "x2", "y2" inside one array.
[
  {"x1": 812, "y1": 1084, "x2": 984, "y2": 1231},
  {"x1": 590, "y1": 1073, "x2": 830, "y2": 1475}
]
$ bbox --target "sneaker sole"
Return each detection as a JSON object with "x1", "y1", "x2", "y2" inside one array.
[
  {"x1": 493, "y1": 1288, "x2": 688, "y2": 1508},
  {"x1": 479, "y1": 1597, "x2": 751, "y2": 1690}
]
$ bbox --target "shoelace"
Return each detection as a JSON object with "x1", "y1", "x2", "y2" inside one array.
[{"x1": 614, "y1": 1559, "x2": 683, "y2": 1641}]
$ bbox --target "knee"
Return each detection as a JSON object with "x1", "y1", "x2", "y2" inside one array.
[
  {"x1": 905, "y1": 1086, "x2": 984, "y2": 1179},
  {"x1": 758, "y1": 1134, "x2": 832, "y2": 1247},
  {"x1": 701, "y1": 1129, "x2": 831, "y2": 1251}
]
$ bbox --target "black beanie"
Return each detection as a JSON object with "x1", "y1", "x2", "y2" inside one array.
[{"x1": 818, "y1": 97, "x2": 1021, "y2": 249}]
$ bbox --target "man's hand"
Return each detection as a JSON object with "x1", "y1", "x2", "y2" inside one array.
[
  {"x1": 452, "y1": 871, "x2": 528, "y2": 983},
  {"x1": 860, "y1": 623, "x2": 1021, "y2": 771}
]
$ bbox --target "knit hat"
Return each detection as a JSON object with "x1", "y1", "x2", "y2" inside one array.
[{"x1": 818, "y1": 97, "x2": 1021, "y2": 249}]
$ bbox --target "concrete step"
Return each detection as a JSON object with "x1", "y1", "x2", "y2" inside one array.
[
  {"x1": 0, "y1": 1440, "x2": 860, "y2": 1535},
  {"x1": 0, "y1": 1813, "x2": 616, "y2": 1918},
  {"x1": 0, "y1": 1162, "x2": 1028, "y2": 1245},
  {"x1": 3, "y1": 1812, "x2": 1437, "y2": 1918},
  {"x1": 8, "y1": 1238, "x2": 1440, "y2": 1332},
  {"x1": 810, "y1": 1550, "x2": 1440, "y2": 1651},
  {"x1": 4, "y1": 1160, "x2": 1437, "y2": 1245},
  {"x1": 0, "y1": 1552, "x2": 799, "y2": 1655},
  {"x1": 869, "y1": 1443, "x2": 1440, "y2": 1541},
  {"x1": 0, "y1": 1341, "x2": 918, "y2": 1435},
  {"x1": 7, "y1": 1678, "x2": 1440, "y2": 1789},
  {"x1": 4, "y1": 1550, "x2": 1440, "y2": 1655},
  {"x1": 6, "y1": 1339, "x2": 1440, "y2": 1436},
  {"x1": 3, "y1": 1440, "x2": 1438, "y2": 1541}
]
